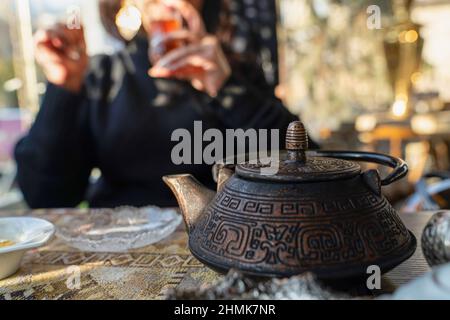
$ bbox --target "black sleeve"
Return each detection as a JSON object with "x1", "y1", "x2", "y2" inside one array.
[
  {"x1": 14, "y1": 83, "x2": 94, "y2": 208},
  {"x1": 203, "y1": 67, "x2": 297, "y2": 130},
  {"x1": 194, "y1": 62, "x2": 319, "y2": 149}
]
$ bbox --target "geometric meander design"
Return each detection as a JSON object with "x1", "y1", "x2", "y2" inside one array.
[{"x1": 190, "y1": 185, "x2": 412, "y2": 275}]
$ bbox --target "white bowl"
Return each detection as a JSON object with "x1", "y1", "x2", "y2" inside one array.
[{"x1": 0, "y1": 217, "x2": 55, "y2": 280}]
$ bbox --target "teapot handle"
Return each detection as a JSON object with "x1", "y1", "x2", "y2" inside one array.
[{"x1": 310, "y1": 150, "x2": 408, "y2": 186}]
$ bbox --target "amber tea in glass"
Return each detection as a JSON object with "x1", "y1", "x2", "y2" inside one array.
[{"x1": 144, "y1": 2, "x2": 183, "y2": 64}]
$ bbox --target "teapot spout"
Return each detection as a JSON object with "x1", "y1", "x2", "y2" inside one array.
[{"x1": 163, "y1": 174, "x2": 215, "y2": 231}]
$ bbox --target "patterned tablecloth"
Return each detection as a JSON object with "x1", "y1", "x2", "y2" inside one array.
[{"x1": 0, "y1": 209, "x2": 432, "y2": 300}]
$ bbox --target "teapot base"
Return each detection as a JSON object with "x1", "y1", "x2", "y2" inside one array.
[{"x1": 190, "y1": 231, "x2": 417, "y2": 280}]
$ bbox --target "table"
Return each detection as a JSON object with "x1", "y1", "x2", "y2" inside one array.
[{"x1": 0, "y1": 209, "x2": 432, "y2": 300}]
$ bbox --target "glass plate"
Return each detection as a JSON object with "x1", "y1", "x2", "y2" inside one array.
[{"x1": 55, "y1": 206, "x2": 182, "y2": 252}]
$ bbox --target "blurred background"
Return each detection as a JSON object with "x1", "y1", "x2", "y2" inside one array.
[{"x1": 0, "y1": 0, "x2": 450, "y2": 211}]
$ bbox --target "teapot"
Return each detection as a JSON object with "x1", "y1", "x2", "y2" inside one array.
[{"x1": 163, "y1": 121, "x2": 416, "y2": 278}]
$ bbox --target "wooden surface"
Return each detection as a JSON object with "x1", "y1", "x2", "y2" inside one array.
[{"x1": 0, "y1": 209, "x2": 433, "y2": 300}]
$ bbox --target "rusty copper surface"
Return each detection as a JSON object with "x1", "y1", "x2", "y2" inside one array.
[{"x1": 163, "y1": 174, "x2": 215, "y2": 231}]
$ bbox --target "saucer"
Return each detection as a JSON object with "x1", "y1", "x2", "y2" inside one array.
[{"x1": 0, "y1": 217, "x2": 55, "y2": 280}]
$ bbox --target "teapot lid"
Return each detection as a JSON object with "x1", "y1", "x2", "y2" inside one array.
[{"x1": 235, "y1": 121, "x2": 361, "y2": 182}]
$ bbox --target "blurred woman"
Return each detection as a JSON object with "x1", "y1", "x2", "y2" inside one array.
[{"x1": 15, "y1": 0, "x2": 301, "y2": 208}]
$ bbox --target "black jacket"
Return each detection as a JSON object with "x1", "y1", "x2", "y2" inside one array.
[{"x1": 14, "y1": 33, "x2": 300, "y2": 208}]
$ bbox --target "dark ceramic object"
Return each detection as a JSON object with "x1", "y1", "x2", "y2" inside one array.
[
  {"x1": 164, "y1": 121, "x2": 417, "y2": 278},
  {"x1": 422, "y1": 211, "x2": 450, "y2": 267}
]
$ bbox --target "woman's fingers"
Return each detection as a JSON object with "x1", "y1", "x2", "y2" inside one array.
[
  {"x1": 36, "y1": 44, "x2": 64, "y2": 64},
  {"x1": 154, "y1": 36, "x2": 218, "y2": 68},
  {"x1": 35, "y1": 29, "x2": 63, "y2": 53},
  {"x1": 155, "y1": 44, "x2": 204, "y2": 68},
  {"x1": 34, "y1": 29, "x2": 51, "y2": 46},
  {"x1": 49, "y1": 22, "x2": 84, "y2": 45},
  {"x1": 35, "y1": 24, "x2": 86, "y2": 60},
  {"x1": 168, "y1": 55, "x2": 215, "y2": 73},
  {"x1": 36, "y1": 44, "x2": 81, "y2": 74},
  {"x1": 150, "y1": 63, "x2": 208, "y2": 93},
  {"x1": 149, "y1": 56, "x2": 211, "y2": 78},
  {"x1": 54, "y1": 25, "x2": 87, "y2": 56},
  {"x1": 148, "y1": 34, "x2": 230, "y2": 97},
  {"x1": 36, "y1": 38, "x2": 82, "y2": 64},
  {"x1": 67, "y1": 24, "x2": 85, "y2": 43},
  {"x1": 34, "y1": 24, "x2": 88, "y2": 93},
  {"x1": 149, "y1": 53, "x2": 221, "y2": 95},
  {"x1": 167, "y1": 61, "x2": 221, "y2": 97}
]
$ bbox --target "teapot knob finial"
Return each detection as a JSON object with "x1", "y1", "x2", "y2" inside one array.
[{"x1": 286, "y1": 121, "x2": 308, "y2": 162}]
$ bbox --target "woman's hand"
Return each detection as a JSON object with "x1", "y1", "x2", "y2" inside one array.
[
  {"x1": 148, "y1": 1, "x2": 231, "y2": 97},
  {"x1": 34, "y1": 23, "x2": 88, "y2": 93}
]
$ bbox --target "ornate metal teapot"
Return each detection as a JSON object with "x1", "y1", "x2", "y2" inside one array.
[{"x1": 163, "y1": 121, "x2": 416, "y2": 278}]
